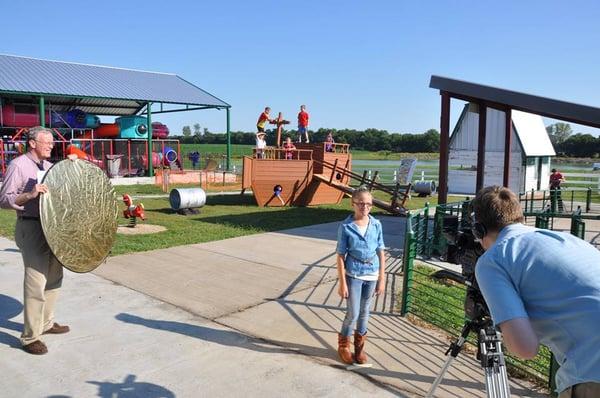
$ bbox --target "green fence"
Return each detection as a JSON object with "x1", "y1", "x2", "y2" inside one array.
[
  {"x1": 398, "y1": 200, "x2": 590, "y2": 389},
  {"x1": 519, "y1": 188, "x2": 595, "y2": 214}
]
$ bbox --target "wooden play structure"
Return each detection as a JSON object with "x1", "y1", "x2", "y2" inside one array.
[{"x1": 242, "y1": 142, "x2": 411, "y2": 215}]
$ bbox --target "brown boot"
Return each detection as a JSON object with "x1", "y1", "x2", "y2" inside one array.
[
  {"x1": 337, "y1": 333, "x2": 353, "y2": 364},
  {"x1": 354, "y1": 331, "x2": 368, "y2": 364}
]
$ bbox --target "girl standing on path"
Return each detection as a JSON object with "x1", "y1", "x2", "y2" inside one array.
[{"x1": 336, "y1": 186, "x2": 386, "y2": 364}]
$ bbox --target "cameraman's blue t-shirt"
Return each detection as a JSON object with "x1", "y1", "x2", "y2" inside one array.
[{"x1": 475, "y1": 223, "x2": 600, "y2": 393}]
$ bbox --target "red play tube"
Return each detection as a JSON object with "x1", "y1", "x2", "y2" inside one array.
[
  {"x1": 66, "y1": 145, "x2": 103, "y2": 168},
  {"x1": 95, "y1": 123, "x2": 119, "y2": 138}
]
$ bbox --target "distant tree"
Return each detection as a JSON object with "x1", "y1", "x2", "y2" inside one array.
[
  {"x1": 182, "y1": 125, "x2": 192, "y2": 137},
  {"x1": 546, "y1": 123, "x2": 573, "y2": 145},
  {"x1": 559, "y1": 133, "x2": 598, "y2": 157},
  {"x1": 193, "y1": 123, "x2": 202, "y2": 135},
  {"x1": 203, "y1": 127, "x2": 210, "y2": 135}
]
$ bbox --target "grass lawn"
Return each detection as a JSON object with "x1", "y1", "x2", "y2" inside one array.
[{"x1": 0, "y1": 182, "x2": 442, "y2": 256}]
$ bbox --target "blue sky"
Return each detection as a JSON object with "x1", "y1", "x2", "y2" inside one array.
[{"x1": 2, "y1": 1, "x2": 600, "y2": 136}]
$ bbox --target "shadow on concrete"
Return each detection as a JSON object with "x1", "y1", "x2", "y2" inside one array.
[
  {"x1": 0, "y1": 294, "x2": 23, "y2": 348},
  {"x1": 116, "y1": 313, "x2": 298, "y2": 355},
  {"x1": 87, "y1": 374, "x2": 174, "y2": 398}
]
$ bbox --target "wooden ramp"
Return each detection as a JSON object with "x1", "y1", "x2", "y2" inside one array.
[{"x1": 312, "y1": 173, "x2": 407, "y2": 215}]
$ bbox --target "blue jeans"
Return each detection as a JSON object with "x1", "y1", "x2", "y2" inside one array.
[{"x1": 340, "y1": 275, "x2": 377, "y2": 337}]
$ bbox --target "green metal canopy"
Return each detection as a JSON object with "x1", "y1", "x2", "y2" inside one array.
[{"x1": 0, "y1": 54, "x2": 233, "y2": 173}]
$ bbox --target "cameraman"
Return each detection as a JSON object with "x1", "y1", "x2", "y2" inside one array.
[{"x1": 471, "y1": 186, "x2": 600, "y2": 398}]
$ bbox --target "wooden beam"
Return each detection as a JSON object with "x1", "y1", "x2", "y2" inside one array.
[
  {"x1": 503, "y1": 108, "x2": 512, "y2": 187},
  {"x1": 438, "y1": 91, "x2": 450, "y2": 204},
  {"x1": 476, "y1": 102, "x2": 487, "y2": 192}
]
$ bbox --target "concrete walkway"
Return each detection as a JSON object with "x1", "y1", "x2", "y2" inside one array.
[{"x1": 0, "y1": 216, "x2": 547, "y2": 397}]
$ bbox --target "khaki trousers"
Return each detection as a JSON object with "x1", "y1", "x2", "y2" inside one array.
[
  {"x1": 559, "y1": 382, "x2": 600, "y2": 398},
  {"x1": 15, "y1": 218, "x2": 63, "y2": 346}
]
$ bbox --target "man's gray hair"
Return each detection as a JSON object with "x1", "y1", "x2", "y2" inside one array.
[{"x1": 27, "y1": 126, "x2": 53, "y2": 142}]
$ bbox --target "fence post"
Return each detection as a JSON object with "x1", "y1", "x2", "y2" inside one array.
[
  {"x1": 531, "y1": 188, "x2": 535, "y2": 212},
  {"x1": 570, "y1": 215, "x2": 585, "y2": 239},
  {"x1": 423, "y1": 203, "x2": 430, "y2": 256},
  {"x1": 400, "y1": 213, "x2": 416, "y2": 316},
  {"x1": 587, "y1": 188, "x2": 592, "y2": 213},
  {"x1": 414, "y1": 213, "x2": 422, "y2": 255}
]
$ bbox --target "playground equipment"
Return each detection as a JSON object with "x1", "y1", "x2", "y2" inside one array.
[
  {"x1": 414, "y1": 180, "x2": 436, "y2": 196},
  {"x1": 123, "y1": 194, "x2": 145, "y2": 227},
  {"x1": 272, "y1": 112, "x2": 290, "y2": 147},
  {"x1": 66, "y1": 144, "x2": 103, "y2": 168},
  {"x1": 169, "y1": 187, "x2": 206, "y2": 215},
  {"x1": 141, "y1": 146, "x2": 180, "y2": 168},
  {"x1": 117, "y1": 116, "x2": 148, "y2": 139},
  {"x1": 242, "y1": 142, "x2": 411, "y2": 215}
]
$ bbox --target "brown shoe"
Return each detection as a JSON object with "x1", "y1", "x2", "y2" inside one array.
[
  {"x1": 354, "y1": 331, "x2": 368, "y2": 364},
  {"x1": 337, "y1": 333, "x2": 354, "y2": 364},
  {"x1": 43, "y1": 323, "x2": 70, "y2": 335},
  {"x1": 23, "y1": 340, "x2": 48, "y2": 355}
]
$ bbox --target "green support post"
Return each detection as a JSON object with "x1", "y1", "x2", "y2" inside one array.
[
  {"x1": 586, "y1": 188, "x2": 592, "y2": 213},
  {"x1": 570, "y1": 216, "x2": 585, "y2": 239},
  {"x1": 39, "y1": 96, "x2": 45, "y2": 127},
  {"x1": 423, "y1": 203, "x2": 430, "y2": 256},
  {"x1": 226, "y1": 107, "x2": 231, "y2": 170},
  {"x1": 146, "y1": 102, "x2": 154, "y2": 177},
  {"x1": 414, "y1": 213, "x2": 421, "y2": 255},
  {"x1": 401, "y1": 213, "x2": 416, "y2": 316}
]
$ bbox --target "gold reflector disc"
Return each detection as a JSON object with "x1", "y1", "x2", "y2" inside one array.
[{"x1": 40, "y1": 159, "x2": 118, "y2": 273}]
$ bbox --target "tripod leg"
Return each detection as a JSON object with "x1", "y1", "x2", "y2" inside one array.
[{"x1": 426, "y1": 322, "x2": 473, "y2": 398}]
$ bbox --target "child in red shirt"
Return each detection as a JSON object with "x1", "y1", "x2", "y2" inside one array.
[
  {"x1": 297, "y1": 105, "x2": 310, "y2": 143},
  {"x1": 283, "y1": 137, "x2": 296, "y2": 160}
]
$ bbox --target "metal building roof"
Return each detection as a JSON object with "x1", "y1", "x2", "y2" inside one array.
[
  {"x1": 430, "y1": 75, "x2": 600, "y2": 129},
  {"x1": 0, "y1": 54, "x2": 230, "y2": 116}
]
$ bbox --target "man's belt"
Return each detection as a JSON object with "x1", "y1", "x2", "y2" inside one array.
[{"x1": 17, "y1": 216, "x2": 40, "y2": 220}]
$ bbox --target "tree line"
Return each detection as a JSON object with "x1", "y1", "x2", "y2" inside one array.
[
  {"x1": 177, "y1": 126, "x2": 441, "y2": 153},
  {"x1": 547, "y1": 123, "x2": 600, "y2": 158},
  {"x1": 176, "y1": 122, "x2": 599, "y2": 157}
]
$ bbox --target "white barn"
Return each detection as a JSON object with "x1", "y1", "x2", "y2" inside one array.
[{"x1": 448, "y1": 103, "x2": 556, "y2": 194}]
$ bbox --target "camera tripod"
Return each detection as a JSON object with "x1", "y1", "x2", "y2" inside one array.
[{"x1": 426, "y1": 318, "x2": 511, "y2": 398}]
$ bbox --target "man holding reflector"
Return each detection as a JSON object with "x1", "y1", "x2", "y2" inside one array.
[{"x1": 0, "y1": 126, "x2": 118, "y2": 355}]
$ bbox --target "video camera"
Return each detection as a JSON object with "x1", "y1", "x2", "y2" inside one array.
[
  {"x1": 427, "y1": 212, "x2": 512, "y2": 398},
  {"x1": 433, "y1": 213, "x2": 489, "y2": 322}
]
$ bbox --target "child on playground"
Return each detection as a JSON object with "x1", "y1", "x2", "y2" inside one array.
[
  {"x1": 256, "y1": 132, "x2": 267, "y2": 159},
  {"x1": 282, "y1": 136, "x2": 296, "y2": 160},
  {"x1": 297, "y1": 105, "x2": 309, "y2": 143},
  {"x1": 324, "y1": 132, "x2": 335, "y2": 152},
  {"x1": 335, "y1": 186, "x2": 386, "y2": 365}
]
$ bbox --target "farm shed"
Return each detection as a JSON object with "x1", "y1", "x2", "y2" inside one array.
[{"x1": 448, "y1": 103, "x2": 555, "y2": 194}]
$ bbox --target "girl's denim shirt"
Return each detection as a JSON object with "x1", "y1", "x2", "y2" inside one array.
[{"x1": 336, "y1": 214, "x2": 385, "y2": 276}]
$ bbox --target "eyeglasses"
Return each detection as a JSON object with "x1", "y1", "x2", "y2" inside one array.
[
  {"x1": 352, "y1": 202, "x2": 373, "y2": 208},
  {"x1": 34, "y1": 140, "x2": 54, "y2": 147}
]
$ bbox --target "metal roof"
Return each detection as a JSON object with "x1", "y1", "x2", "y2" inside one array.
[
  {"x1": 0, "y1": 54, "x2": 230, "y2": 116},
  {"x1": 430, "y1": 75, "x2": 600, "y2": 129}
]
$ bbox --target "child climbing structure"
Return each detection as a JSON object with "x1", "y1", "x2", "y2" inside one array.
[{"x1": 241, "y1": 142, "x2": 411, "y2": 215}]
